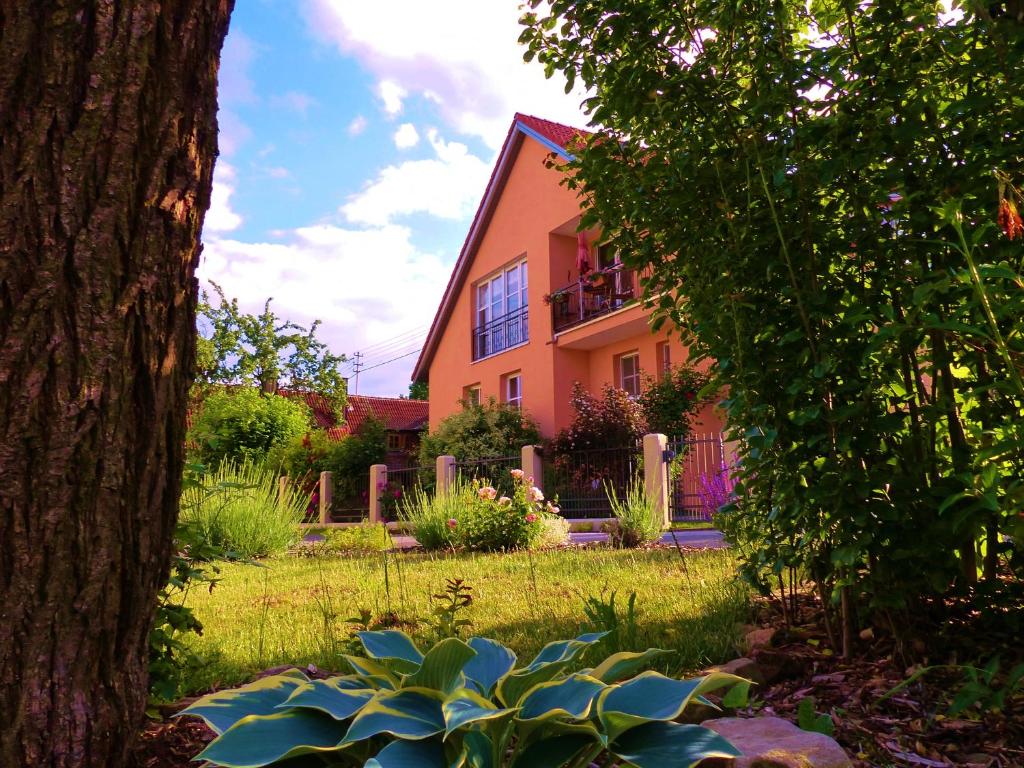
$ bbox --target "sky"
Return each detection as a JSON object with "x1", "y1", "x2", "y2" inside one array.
[{"x1": 200, "y1": 0, "x2": 589, "y2": 397}]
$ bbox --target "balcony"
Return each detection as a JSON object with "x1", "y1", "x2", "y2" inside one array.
[
  {"x1": 472, "y1": 305, "x2": 528, "y2": 361},
  {"x1": 549, "y1": 264, "x2": 637, "y2": 334}
]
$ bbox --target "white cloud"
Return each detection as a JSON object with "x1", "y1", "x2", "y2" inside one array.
[
  {"x1": 393, "y1": 122, "x2": 420, "y2": 149},
  {"x1": 347, "y1": 115, "x2": 368, "y2": 135},
  {"x1": 378, "y1": 79, "x2": 407, "y2": 116},
  {"x1": 341, "y1": 130, "x2": 490, "y2": 226},
  {"x1": 306, "y1": 0, "x2": 589, "y2": 148},
  {"x1": 199, "y1": 224, "x2": 449, "y2": 395},
  {"x1": 204, "y1": 162, "x2": 243, "y2": 233}
]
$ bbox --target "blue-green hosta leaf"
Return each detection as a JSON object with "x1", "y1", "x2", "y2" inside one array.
[
  {"x1": 463, "y1": 637, "x2": 516, "y2": 696},
  {"x1": 195, "y1": 710, "x2": 347, "y2": 767},
  {"x1": 364, "y1": 739, "x2": 447, "y2": 768},
  {"x1": 402, "y1": 637, "x2": 476, "y2": 695},
  {"x1": 526, "y1": 632, "x2": 608, "y2": 670},
  {"x1": 344, "y1": 654, "x2": 398, "y2": 689},
  {"x1": 442, "y1": 687, "x2": 516, "y2": 736},
  {"x1": 511, "y1": 733, "x2": 597, "y2": 768},
  {"x1": 277, "y1": 678, "x2": 374, "y2": 720},
  {"x1": 358, "y1": 630, "x2": 424, "y2": 667},
  {"x1": 178, "y1": 670, "x2": 309, "y2": 735},
  {"x1": 518, "y1": 674, "x2": 606, "y2": 722},
  {"x1": 598, "y1": 671, "x2": 744, "y2": 741},
  {"x1": 453, "y1": 731, "x2": 495, "y2": 768},
  {"x1": 341, "y1": 688, "x2": 445, "y2": 746},
  {"x1": 609, "y1": 721, "x2": 741, "y2": 767},
  {"x1": 589, "y1": 649, "x2": 673, "y2": 684},
  {"x1": 495, "y1": 660, "x2": 572, "y2": 708}
]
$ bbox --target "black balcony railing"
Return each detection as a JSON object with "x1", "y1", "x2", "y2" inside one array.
[
  {"x1": 472, "y1": 305, "x2": 528, "y2": 360},
  {"x1": 549, "y1": 264, "x2": 636, "y2": 334}
]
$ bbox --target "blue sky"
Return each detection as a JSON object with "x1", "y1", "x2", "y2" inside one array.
[{"x1": 199, "y1": 0, "x2": 588, "y2": 396}]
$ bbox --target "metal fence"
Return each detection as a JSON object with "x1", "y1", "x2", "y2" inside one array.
[
  {"x1": 331, "y1": 471, "x2": 370, "y2": 523},
  {"x1": 383, "y1": 464, "x2": 434, "y2": 521},
  {"x1": 456, "y1": 454, "x2": 521, "y2": 498},
  {"x1": 666, "y1": 433, "x2": 728, "y2": 522},
  {"x1": 545, "y1": 444, "x2": 640, "y2": 519}
]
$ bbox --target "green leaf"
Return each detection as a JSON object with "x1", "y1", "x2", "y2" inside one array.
[
  {"x1": 511, "y1": 734, "x2": 596, "y2": 768},
  {"x1": 496, "y1": 660, "x2": 570, "y2": 708},
  {"x1": 454, "y1": 731, "x2": 496, "y2": 768},
  {"x1": 598, "y1": 671, "x2": 743, "y2": 741},
  {"x1": 359, "y1": 630, "x2": 425, "y2": 667},
  {"x1": 344, "y1": 654, "x2": 399, "y2": 689},
  {"x1": 178, "y1": 670, "x2": 310, "y2": 734},
  {"x1": 443, "y1": 687, "x2": 516, "y2": 736},
  {"x1": 464, "y1": 637, "x2": 517, "y2": 696},
  {"x1": 589, "y1": 649, "x2": 673, "y2": 683},
  {"x1": 277, "y1": 678, "x2": 374, "y2": 721},
  {"x1": 526, "y1": 632, "x2": 608, "y2": 670},
  {"x1": 341, "y1": 688, "x2": 445, "y2": 745},
  {"x1": 195, "y1": 709, "x2": 347, "y2": 767},
  {"x1": 609, "y1": 721, "x2": 741, "y2": 767},
  {"x1": 517, "y1": 674, "x2": 606, "y2": 722},
  {"x1": 364, "y1": 739, "x2": 447, "y2": 768},
  {"x1": 721, "y1": 680, "x2": 751, "y2": 709},
  {"x1": 402, "y1": 637, "x2": 476, "y2": 695}
]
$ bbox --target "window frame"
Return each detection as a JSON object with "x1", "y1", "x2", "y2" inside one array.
[
  {"x1": 504, "y1": 372, "x2": 522, "y2": 410},
  {"x1": 618, "y1": 352, "x2": 641, "y2": 397},
  {"x1": 473, "y1": 258, "x2": 529, "y2": 360}
]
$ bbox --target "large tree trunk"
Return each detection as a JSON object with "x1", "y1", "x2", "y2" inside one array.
[{"x1": 0, "y1": 2, "x2": 233, "y2": 766}]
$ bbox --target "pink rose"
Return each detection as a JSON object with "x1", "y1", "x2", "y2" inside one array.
[
  {"x1": 447, "y1": 518, "x2": 458, "y2": 529},
  {"x1": 510, "y1": 469, "x2": 524, "y2": 479},
  {"x1": 526, "y1": 513, "x2": 538, "y2": 523}
]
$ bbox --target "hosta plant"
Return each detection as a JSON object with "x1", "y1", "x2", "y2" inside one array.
[{"x1": 179, "y1": 630, "x2": 745, "y2": 767}]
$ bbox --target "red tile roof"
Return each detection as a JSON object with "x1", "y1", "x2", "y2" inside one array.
[
  {"x1": 345, "y1": 395, "x2": 429, "y2": 433},
  {"x1": 514, "y1": 112, "x2": 591, "y2": 152}
]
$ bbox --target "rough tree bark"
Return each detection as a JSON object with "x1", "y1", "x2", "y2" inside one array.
[{"x1": 0, "y1": 2, "x2": 233, "y2": 766}]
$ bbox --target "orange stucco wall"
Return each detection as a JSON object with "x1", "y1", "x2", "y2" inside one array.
[{"x1": 426, "y1": 133, "x2": 723, "y2": 439}]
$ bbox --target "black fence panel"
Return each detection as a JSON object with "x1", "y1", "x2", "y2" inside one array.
[
  {"x1": 456, "y1": 455, "x2": 521, "y2": 499},
  {"x1": 331, "y1": 471, "x2": 370, "y2": 523},
  {"x1": 383, "y1": 464, "x2": 434, "y2": 521},
  {"x1": 545, "y1": 445, "x2": 640, "y2": 519},
  {"x1": 666, "y1": 433, "x2": 729, "y2": 522}
]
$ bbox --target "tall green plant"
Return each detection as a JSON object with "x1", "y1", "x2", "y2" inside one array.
[
  {"x1": 606, "y1": 477, "x2": 663, "y2": 548},
  {"x1": 521, "y1": 0, "x2": 1024, "y2": 650},
  {"x1": 180, "y1": 459, "x2": 306, "y2": 558}
]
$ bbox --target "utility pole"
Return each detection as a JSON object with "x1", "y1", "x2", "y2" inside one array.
[{"x1": 352, "y1": 351, "x2": 363, "y2": 394}]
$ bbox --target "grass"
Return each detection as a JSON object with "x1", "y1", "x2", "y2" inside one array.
[
  {"x1": 178, "y1": 546, "x2": 749, "y2": 696},
  {"x1": 670, "y1": 520, "x2": 717, "y2": 531}
]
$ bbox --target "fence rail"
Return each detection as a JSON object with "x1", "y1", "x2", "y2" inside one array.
[
  {"x1": 456, "y1": 454, "x2": 520, "y2": 498},
  {"x1": 545, "y1": 444, "x2": 640, "y2": 519}
]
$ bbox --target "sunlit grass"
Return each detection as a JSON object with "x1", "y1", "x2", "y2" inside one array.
[{"x1": 180, "y1": 546, "x2": 749, "y2": 695}]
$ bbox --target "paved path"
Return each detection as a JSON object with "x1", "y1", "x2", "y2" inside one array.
[{"x1": 382, "y1": 528, "x2": 724, "y2": 551}]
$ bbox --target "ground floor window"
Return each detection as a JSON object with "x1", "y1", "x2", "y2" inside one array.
[
  {"x1": 504, "y1": 372, "x2": 522, "y2": 410},
  {"x1": 618, "y1": 352, "x2": 641, "y2": 397}
]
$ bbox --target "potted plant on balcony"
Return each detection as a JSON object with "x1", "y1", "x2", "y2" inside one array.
[{"x1": 543, "y1": 289, "x2": 570, "y2": 305}]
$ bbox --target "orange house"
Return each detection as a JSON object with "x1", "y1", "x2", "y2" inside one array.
[{"x1": 411, "y1": 114, "x2": 722, "y2": 439}]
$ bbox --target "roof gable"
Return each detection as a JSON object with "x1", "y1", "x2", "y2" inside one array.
[{"x1": 411, "y1": 113, "x2": 590, "y2": 382}]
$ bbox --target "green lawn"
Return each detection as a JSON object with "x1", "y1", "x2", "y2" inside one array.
[{"x1": 180, "y1": 546, "x2": 748, "y2": 696}]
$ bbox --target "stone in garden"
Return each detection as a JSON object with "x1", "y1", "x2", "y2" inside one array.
[
  {"x1": 704, "y1": 717, "x2": 852, "y2": 768},
  {"x1": 744, "y1": 627, "x2": 776, "y2": 652},
  {"x1": 707, "y1": 657, "x2": 767, "y2": 687}
]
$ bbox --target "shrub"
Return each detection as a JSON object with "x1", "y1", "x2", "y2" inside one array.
[
  {"x1": 323, "y1": 417, "x2": 388, "y2": 504},
  {"x1": 180, "y1": 630, "x2": 745, "y2": 768},
  {"x1": 533, "y1": 514, "x2": 570, "y2": 549},
  {"x1": 399, "y1": 480, "x2": 467, "y2": 551},
  {"x1": 267, "y1": 428, "x2": 333, "y2": 482},
  {"x1": 550, "y1": 383, "x2": 645, "y2": 454},
  {"x1": 179, "y1": 459, "x2": 306, "y2": 558},
  {"x1": 637, "y1": 363, "x2": 711, "y2": 437},
  {"x1": 189, "y1": 388, "x2": 310, "y2": 468},
  {"x1": 606, "y1": 476, "x2": 663, "y2": 548},
  {"x1": 418, "y1": 398, "x2": 540, "y2": 465}
]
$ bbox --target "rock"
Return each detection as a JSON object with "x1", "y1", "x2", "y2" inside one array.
[
  {"x1": 744, "y1": 627, "x2": 777, "y2": 653},
  {"x1": 704, "y1": 717, "x2": 852, "y2": 768},
  {"x1": 707, "y1": 657, "x2": 767, "y2": 687}
]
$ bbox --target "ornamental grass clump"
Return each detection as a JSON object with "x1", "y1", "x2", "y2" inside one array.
[
  {"x1": 179, "y1": 459, "x2": 306, "y2": 558},
  {"x1": 179, "y1": 629, "x2": 745, "y2": 768},
  {"x1": 606, "y1": 476, "x2": 663, "y2": 548}
]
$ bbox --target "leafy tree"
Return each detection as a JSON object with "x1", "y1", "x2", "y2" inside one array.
[
  {"x1": 0, "y1": 3, "x2": 233, "y2": 765},
  {"x1": 188, "y1": 388, "x2": 311, "y2": 468},
  {"x1": 522, "y1": 1, "x2": 1024, "y2": 650},
  {"x1": 550, "y1": 383, "x2": 646, "y2": 454},
  {"x1": 408, "y1": 380, "x2": 429, "y2": 400},
  {"x1": 419, "y1": 399, "x2": 541, "y2": 464},
  {"x1": 639, "y1": 364, "x2": 710, "y2": 437},
  {"x1": 197, "y1": 281, "x2": 347, "y2": 418},
  {"x1": 323, "y1": 418, "x2": 389, "y2": 504}
]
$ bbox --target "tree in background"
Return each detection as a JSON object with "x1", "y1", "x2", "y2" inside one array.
[
  {"x1": 639, "y1": 364, "x2": 711, "y2": 438},
  {"x1": 407, "y1": 380, "x2": 429, "y2": 400},
  {"x1": 197, "y1": 281, "x2": 348, "y2": 418},
  {"x1": 419, "y1": 398, "x2": 541, "y2": 464},
  {"x1": 188, "y1": 388, "x2": 311, "y2": 468},
  {"x1": 522, "y1": 1, "x2": 1024, "y2": 651},
  {"x1": 0, "y1": 2, "x2": 233, "y2": 765}
]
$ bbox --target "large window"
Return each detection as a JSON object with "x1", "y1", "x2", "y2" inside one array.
[
  {"x1": 474, "y1": 260, "x2": 528, "y2": 359},
  {"x1": 618, "y1": 352, "x2": 641, "y2": 397}
]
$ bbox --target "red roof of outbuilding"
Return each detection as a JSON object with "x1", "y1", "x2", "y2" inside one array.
[{"x1": 345, "y1": 395, "x2": 429, "y2": 433}]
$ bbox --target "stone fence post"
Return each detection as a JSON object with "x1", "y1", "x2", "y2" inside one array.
[
  {"x1": 521, "y1": 444, "x2": 543, "y2": 489},
  {"x1": 642, "y1": 433, "x2": 670, "y2": 528},
  {"x1": 369, "y1": 464, "x2": 387, "y2": 524},
  {"x1": 318, "y1": 471, "x2": 333, "y2": 526},
  {"x1": 436, "y1": 455, "x2": 456, "y2": 495}
]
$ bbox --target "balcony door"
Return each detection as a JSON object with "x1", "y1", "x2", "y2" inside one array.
[{"x1": 474, "y1": 260, "x2": 528, "y2": 359}]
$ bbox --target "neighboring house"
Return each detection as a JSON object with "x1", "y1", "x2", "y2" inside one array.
[
  {"x1": 293, "y1": 392, "x2": 428, "y2": 462},
  {"x1": 411, "y1": 113, "x2": 722, "y2": 439}
]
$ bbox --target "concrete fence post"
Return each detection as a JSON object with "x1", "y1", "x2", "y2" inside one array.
[
  {"x1": 318, "y1": 471, "x2": 333, "y2": 526},
  {"x1": 521, "y1": 444, "x2": 544, "y2": 490},
  {"x1": 642, "y1": 433, "x2": 670, "y2": 529},
  {"x1": 436, "y1": 455, "x2": 456, "y2": 495},
  {"x1": 369, "y1": 464, "x2": 387, "y2": 524},
  {"x1": 278, "y1": 475, "x2": 289, "y2": 504}
]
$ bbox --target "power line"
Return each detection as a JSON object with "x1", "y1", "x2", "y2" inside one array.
[
  {"x1": 358, "y1": 347, "x2": 422, "y2": 374},
  {"x1": 356, "y1": 325, "x2": 429, "y2": 356}
]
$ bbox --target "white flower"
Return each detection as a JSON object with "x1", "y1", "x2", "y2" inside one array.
[
  {"x1": 529, "y1": 486, "x2": 544, "y2": 502},
  {"x1": 498, "y1": 496, "x2": 512, "y2": 506},
  {"x1": 510, "y1": 469, "x2": 525, "y2": 479}
]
